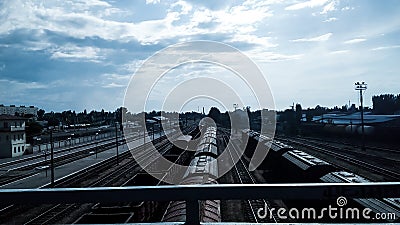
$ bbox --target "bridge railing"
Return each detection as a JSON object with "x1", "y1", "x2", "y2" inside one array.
[{"x1": 1, "y1": 183, "x2": 399, "y2": 224}]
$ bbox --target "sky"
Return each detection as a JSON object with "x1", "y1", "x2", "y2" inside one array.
[{"x1": 0, "y1": 0, "x2": 399, "y2": 113}]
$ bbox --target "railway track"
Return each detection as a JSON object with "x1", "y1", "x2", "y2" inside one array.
[
  {"x1": 278, "y1": 137, "x2": 400, "y2": 181},
  {"x1": 0, "y1": 132, "x2": 117, "y2": 170},
  {"x1": 24, "y1": 138, "x2": 174, "y2": 225},
  {"x1": 0, "y1": 134, "x2": 138, "y2": 187},
  {"x1": 220, "y1": 132, "x2": 278, "y2": 223},
  {"x1": 19, "y1": 126, "x2": 196, "y2": 225},
  {"x1": 292, "y1": 136, "x2": 400, "y2": 163},
  {"x1": 294, "y1": 135, "x2": 400, "y2": 155}
]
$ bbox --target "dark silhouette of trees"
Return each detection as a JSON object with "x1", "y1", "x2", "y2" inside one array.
[
  {"x1": 208, "y1": 107, "x2": 221, "y2": 123},
  {"x1": 26, "y1": 121, "x2": 43, "y2": 144},
  {"x1": 295, "y1": 104, "x2": 302, "y2": 125},
  {"x1": 37, "y1": 109, "x2": 45, "y2": 120},
  {"x1": 372, "y1": 94, "x2": 400, "y2": 114}
]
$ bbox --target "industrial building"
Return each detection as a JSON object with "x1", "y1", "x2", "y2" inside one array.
[{"x1": 0, "y1": 115, "x2": 27, "y2": 158}]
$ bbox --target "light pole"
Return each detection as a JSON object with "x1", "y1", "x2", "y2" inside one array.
[
  {"x1": 233, "y1": 103, "x2": 238, "y2": 111},
  {"x1": 36, "y1": 137, "x2": 41, "y2": 153},
  {"x1": 355, "y1": 81, "x2": 367, "y2": 151},
  {"x1": 50, "y1": 128, "x2": 55, "y2": 187},
  {"x1": 115, "y1": 122, "x2": 119, "y2": 164},
  {"x1": 95, "y1": 132, "x2": 98, "y2": 158},
  {"x1": 71, "y1": 133, "x2": 74, "y2": 145}
]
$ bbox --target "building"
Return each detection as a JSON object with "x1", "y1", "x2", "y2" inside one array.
[
  {"x1": 0, "y1": 104, "x2": 38, "y2": 118},
  {"x1": 312, "y1": 112, "x2": 400, "y2": 125},
  {"x1": 0, "y1": 115, "x2": 27, "y2": 158}
]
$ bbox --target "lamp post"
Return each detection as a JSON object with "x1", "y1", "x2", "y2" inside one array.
[
  {"x1": 71, "y1": 133, "x2": 74, "y2": 145},
  {"x1": 49, "y1": 128, "x2": 55, "y2": 187},
  {"x1": 233, "y1": 103, "x2": 238, "y2": 111},
  {"x1": 115, "y1": 122, "x2": 119, "y2": 164},
  {"x1": 355, "y1": 81, "x2": 367, "y2": 151},
  {"x1": 95, "y1": 132, "x2": 98, "y2": 158},
  {"x1": 36, "y1": 137, "x2": 41, "y2": 153}
]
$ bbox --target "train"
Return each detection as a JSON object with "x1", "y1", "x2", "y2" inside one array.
[
  {"x1": 161, "y1": 126, "x2": 221, "y2": 223},
  {"x1": 241, "y1": 129, "x2": 400, "y2": 222}
]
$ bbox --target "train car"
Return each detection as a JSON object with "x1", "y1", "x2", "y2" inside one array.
[
  {"x1": 321, "y1": 171, "x2": 400, "y2": 222},
  {"x1": 161, "y1": 176, "x2": 220, "y2": 222},
  {"x1": 241, "y1": 130, "x2": 261, "y2": 159},
  {"x1": 162, "y1": 126, "x2": 221, "y2": 223},
  {"x1": 279, "y1": 150, "x2": 336, "y2": 182},
  {"x1": 170, "y1": 135, "x2": 192, "y2": 155},
  {"x1": 258, "y1": 140, "x2": 294, "y2": 170}
]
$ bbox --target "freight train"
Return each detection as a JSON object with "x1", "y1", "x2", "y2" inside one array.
[
  {"x1": 241, "y1": 129, "x2": 400, "y2": 222},
  {"x1": 162, "y1": 126, "x2": 221, "y2": 222}
]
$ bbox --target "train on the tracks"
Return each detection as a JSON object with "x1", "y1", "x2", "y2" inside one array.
[
  {"x1": 241, "y1": 129, "x2": 400, "y2": 222},
  {"x1": 162, "y1": 125, "x2": 221, "y2": 223}
]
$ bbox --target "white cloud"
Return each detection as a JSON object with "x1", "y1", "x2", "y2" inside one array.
[
  {"x1": 171, "y1": 1, "x2": 193, "y2": 15},
  {"x1": 50, "y1": 45, "x2": 104, "y2": 62},
  {"x1": 344, "y1": 38, "x2": 367, "y2": 44},
  {"x1": 371, "y1": 45, "x2": 400, "y2": 51},
  {"x1": 0, "y1": 79, "x2": 48, "y2": 89},
  {"x1": 102, "y1": 82, "x2": 127, "y2": 88},
  {"x1": 320, "y1": 1, "x2": 336, "y2": 14},
  {"x1": 71, "y1": 0, "x2": 111, "y2": 8},
  {"x1": 341, "y1": 6, "x2": 354, "y2": 11},
  {"x1": 323, "y1": 17, "x2": 338, "y2": 22},
  {"x1": 285, "y1": 0, "x2": 330, "y2": 10},
  {"x1": 329, "y1": 50, "x2": 349, "y2": 54},
  {"x1": 145, "y1": 0, "x2": 161, "y2": 4},
  {"x1": 246, "y1": 49, "x2": 303, "y2": 62},
  {"x1": 231, "y1": 34, "x2": 277, "y2": 48},
  {"x1": 291, "y1": 33, "x2": 333, "y2": 42},
  {"x1": 102, "y1": 73, "x2": 131, "y2": 81}
]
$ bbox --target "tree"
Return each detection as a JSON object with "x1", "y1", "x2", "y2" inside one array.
[
  {"x1": 295, "y1": 104, "x2": 302, "y2": 125},
  {"x1": 26, "y1": 121, "x2": 43, "y2": 144},
  {"x1": 37, "y1": 109, "x2": 45, "y2": 120},
  {"x1": 208, "y1": 107, "x2": 221, "y2": 124},
  {"x1": 372, "y1": 94, "x2": 399, "y2": 114}
]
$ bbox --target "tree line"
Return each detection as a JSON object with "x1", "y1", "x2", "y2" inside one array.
[{"x1": 372, "y1": 94, "x2": 400, "y2": 115}]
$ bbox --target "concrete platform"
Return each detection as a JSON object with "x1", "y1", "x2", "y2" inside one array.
[{"x1": 0, "y1": 131, "x2": 172, "y2": 189}]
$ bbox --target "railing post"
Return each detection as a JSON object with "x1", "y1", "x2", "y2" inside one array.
[{"x1": 185, "y1": 200, "x2": 200, "y2": 225}]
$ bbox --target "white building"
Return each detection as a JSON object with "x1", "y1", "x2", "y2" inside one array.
[
  {"x1": 0, "y1": 115, "x2": 27, "y2": 158},
  {"x1": 0, "y1": 105, "x2": 38, "y2": 118}
]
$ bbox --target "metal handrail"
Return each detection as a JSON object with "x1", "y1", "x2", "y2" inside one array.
[{"x1": 1, "y1": 183, "x2": 399, "y2": 224}]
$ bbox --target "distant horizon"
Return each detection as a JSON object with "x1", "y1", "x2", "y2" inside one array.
[
  {"x1": 0, "y1": 99, "x2": 382, "y2": 114},
  {"x1": 1, "y1": 1, "x2": 399, "y2": 113}
]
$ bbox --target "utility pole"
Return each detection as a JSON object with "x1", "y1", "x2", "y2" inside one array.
[
  {"x1": 355, "y1": 81, "x2": 367, "y2": 151},
  {"x1": 50, "y1": 129, "x2": 55, "y2": 187},
  {"x1": 95, "y1": 132, "x2": 98, "y2": 158},
  {"x1": 233, "y1": 103, "x2": 238, "y2": 111},
  {"x1": 115, "y1": 122, "x2": 119, "y2": 164}
]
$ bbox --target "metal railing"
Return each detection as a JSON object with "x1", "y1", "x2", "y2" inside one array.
[{"x1": 0, "y1": 183, "x2": 399, "y2": 224}]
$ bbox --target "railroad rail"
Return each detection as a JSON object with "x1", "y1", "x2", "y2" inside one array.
[
  {"x1": 0, "y1": 134, "x2": 136, "y2": 186},
  {"x1": 293, "y1": 135, "x2": 400, "y2": 155},
  {"x1": 16, "y1": 126, "x2": 195, "y2": 224},
  {"x1": 0, "y1": 132, "x2": 117, "y2": 169},
  {"x1": 24, "y1": 136, "x2": 174, "y2": 225},
  {"x1": 221, "y1": 133, "x2": 278, "y2": 223},
  {"x1": 278, "y1": 137, "x2": 400, "y2": 181},
  {"x1": 0, "y1": 183, "x2": 399, "y2": 225}
]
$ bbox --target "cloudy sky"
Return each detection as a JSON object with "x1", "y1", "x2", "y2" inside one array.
[{"x1": 0, "y1": 0, "x2": 399, "y2": 113}]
